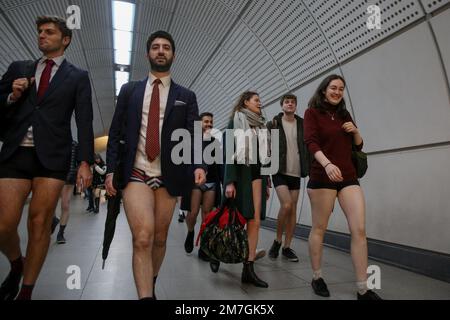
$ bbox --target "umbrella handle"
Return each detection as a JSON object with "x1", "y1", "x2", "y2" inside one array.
[{"x1": 102, "y1": 260, "x2": 105, "y2": 270}]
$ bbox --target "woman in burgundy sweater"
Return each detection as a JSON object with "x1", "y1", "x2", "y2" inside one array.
[{"x1": 303, "y1": 74, "x2": 381, "y2": 300}]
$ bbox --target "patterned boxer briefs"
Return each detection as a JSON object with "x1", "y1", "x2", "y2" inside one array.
[{"x1": 130, "y1": 168, "x2": 164, "y2": 190}]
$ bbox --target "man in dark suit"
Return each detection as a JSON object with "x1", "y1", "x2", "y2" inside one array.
[
  {"x1": 0, "y1": 16, "x2": 94, "y2": 300},
  {"x1": 106, "y1": 30, "x2": 206, "y2": 300}
]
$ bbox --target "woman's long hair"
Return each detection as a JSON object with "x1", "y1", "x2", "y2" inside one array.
[
  {"x1": 229, "y1": 91, "x2": 259, "y2": 121},
  {"x1": 308, "y1": 74, "x2": 348, "y2": 118}
]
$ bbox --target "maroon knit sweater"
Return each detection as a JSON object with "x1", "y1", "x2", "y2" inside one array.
[{"x1": 304, "y1": 105, "x2": 363, "y2": 182}]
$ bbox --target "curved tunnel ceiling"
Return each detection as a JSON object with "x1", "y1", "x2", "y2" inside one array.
[{"x1": 0, "y1": 0, "x2": 449, "y2": 134}]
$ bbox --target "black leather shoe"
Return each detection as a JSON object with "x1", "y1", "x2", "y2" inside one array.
[
  {"x1": 311, "y1": 278, "x2": 330, "y2": 297},
  {"x1": 0, "y1": 272, "x2": 22, "y2": 301},
  {"x1": 357, "y1": 290, "x2": 382, "y2": 300},
  {"x1": 210, "y1": 260, "x2": 220, "y2": 273},
  {"x1": 184, "y1": 230, "x2": 195, "y2": 254}
]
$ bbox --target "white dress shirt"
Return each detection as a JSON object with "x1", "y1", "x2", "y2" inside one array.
[{"x1": 133, "y1": 73, "x2": 171, "y2": 177}]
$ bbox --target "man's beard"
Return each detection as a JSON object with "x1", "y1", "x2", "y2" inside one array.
[{"x1": 149, "y1": 56, "x2": 173, "y2": 72}]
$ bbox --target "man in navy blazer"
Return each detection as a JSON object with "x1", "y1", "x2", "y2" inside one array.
[
  {"x1": 0, "y1": 16, "x2": 94, "y2": 300},
  {"x1": 106, "y1": 30, "x2": 206, "y2": 300}
]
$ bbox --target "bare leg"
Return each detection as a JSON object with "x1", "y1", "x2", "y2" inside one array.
[
  {"x1": 307, "y1": 188, "x2": 336, "y2": 273},
  {"x1": 0, "y1": 179, "x2": 32, "y2": 261},
  {"x1": 274, "y1": 185, "x2": 292, "y2": 243},
  {"x1": 200, "y1": 190, "x2": 215, "y2": 221},
  {"x1": 284, "y1": 189, "x2": 300, "y2": 248},
  {"x1": 59, "y1": 185, "x2": 73, "y2": 226},
  {"x1": 337, "y1": 186, "x2": 368, "y2": 283},
  {"x1": 23, "y1": 178, "x2": 65, "y2": 285},
  {"x1": 246, "y1": 179, "x2": 262, "y2": 261},
  {"x1": 122, "y1": 182, "x2": 155, "y2": 299},
  {"x1": 152, "y1": 187, "x2": 177, "y2": 276},
  {"x1": 185, "y1": 189, "x2": 202, "y2": 232}
]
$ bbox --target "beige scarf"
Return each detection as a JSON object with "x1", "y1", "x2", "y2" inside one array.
[{"x1": 233, "y1": 110, "x2": 271, "y2": 166}]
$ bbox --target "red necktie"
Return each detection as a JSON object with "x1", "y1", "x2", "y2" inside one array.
[
  {"x1": 37, "y1": 59, "x2": 55, "y2": 99},
  {"x1": 146, "y1": 78, "x2": 162, "y2": 162}
]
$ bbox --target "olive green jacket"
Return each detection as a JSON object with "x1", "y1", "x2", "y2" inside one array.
[
  {"x1": 223, "y1": 120, "x2": 268, "y2": 220},
  {"x1": 266, "y1": 113, "x2": 310, "y2": 178}
]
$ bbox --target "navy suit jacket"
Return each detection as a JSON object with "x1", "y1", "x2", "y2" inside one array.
[
  {"x1": 0, "y1": 59, "x2": 94, "y2": 171},
  {"x1": 107, "y1": 78, "x2": 206, "y2": 196}
]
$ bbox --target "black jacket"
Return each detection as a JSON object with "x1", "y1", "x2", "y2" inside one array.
[
  {"x1": 266, "y1": 112, "x2": 310, "y2": 178},
  {"x1": 0, "y1": 59, "x2": 94, "y2": 170}
]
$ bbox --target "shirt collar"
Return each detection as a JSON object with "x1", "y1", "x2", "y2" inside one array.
[
  {"x1": 39, "y1": 55, "x2": 65, "y2": 67},
  {"x1": 149, "y1": 73, "x2": 171, "y2": 88}
]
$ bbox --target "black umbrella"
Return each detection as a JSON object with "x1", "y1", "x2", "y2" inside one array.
[{"x1": 101, "y1": 190, "x2": 122, "y2": 269}]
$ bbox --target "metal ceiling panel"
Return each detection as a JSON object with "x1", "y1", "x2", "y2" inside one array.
[
  {"x1": 305, "y1": 0, "x2": 425, "y2": 62},
  {"x1": 420, "y1": 0, "x2": 449, "y2": 13}
]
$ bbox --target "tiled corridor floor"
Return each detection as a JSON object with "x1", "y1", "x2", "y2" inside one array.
[{"x1": 1, "y1": 196, "x2": 449, "y2": 300}]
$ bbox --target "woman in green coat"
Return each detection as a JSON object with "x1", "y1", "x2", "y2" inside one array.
[{"x1": 222, "y1": 91, "x2": 271, "y2": 288}]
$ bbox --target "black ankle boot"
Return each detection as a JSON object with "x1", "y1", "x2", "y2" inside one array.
[
  {"x1": 94, "y1": 198, "x2": 100, "y2": 213},
  {"x1": 184, "y1": 230, "x2": 195, "y2": 253},
  {"x1": 241, "y1": 261, "x2": 268, "y2": 288}
]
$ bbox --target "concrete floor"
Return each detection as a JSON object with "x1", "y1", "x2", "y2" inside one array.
[{"x1": 0, "y1": 196, "x2": 449, "y2": 300}]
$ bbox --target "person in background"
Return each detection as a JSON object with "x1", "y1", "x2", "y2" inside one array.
[
  {"x1": 92, "y1": 154, "x2": 106, "y2": 214},
  {"x1": 183, "y1": 112, "x2": 222, "y2": 261},
  {"x1": 51, "y1": 140, "x2": 79, "y2": 244}
]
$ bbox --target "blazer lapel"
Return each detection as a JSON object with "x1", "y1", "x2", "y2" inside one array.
[
  {"x1": 27, "y1": 60, "x2": 40, "y2": 104},
  {"x1": 39, "y1": 59, "x2": 72, "y2": 103},
  {"x1": 133, "y1": 78, "x2": 148, "y2": 131},
  {"x1": 164, "y1": 80, "x2": 179, "y2": 120}
]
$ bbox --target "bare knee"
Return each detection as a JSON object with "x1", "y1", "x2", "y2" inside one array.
[
  {"x1": 153, "y1": 234, "x2": 168, "y2": 248},
  {"x1": 61, "y1": 198, "x2": 70, "y2": 211},
  {"x1": 310, "y1": 225, "x2": 327, "y2": 238},
  {"x1": 280, "y1": 201, "x2": 293, "y2": 213},
  {"x1": 28, "y1": 213, "x2": 51, "y2": 240},
  {"x1": 351, "y1": 228, "x2": 367, "y2": 241},
  {"x1": 132, "y1": 232, "x2": 154, "y2": 251}
]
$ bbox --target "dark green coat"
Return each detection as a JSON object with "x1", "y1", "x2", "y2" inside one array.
[
  {"x1": 223, "y1": 121, "x2": 268, "y2": 220},
  {"x1": 266, "y1": 113, "x2": 310, "y2": 178}
]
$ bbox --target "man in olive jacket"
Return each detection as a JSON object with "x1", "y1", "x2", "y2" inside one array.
[{"x1": 266, "y1": 93, "x2": 310, "y2": 263}]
